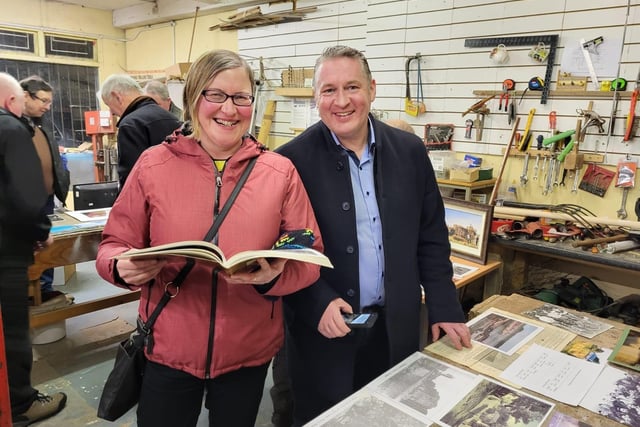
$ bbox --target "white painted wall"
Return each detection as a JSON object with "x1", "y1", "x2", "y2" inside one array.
[{"x1": 238, "y1": 0, "x2": 640, "y2": 216}]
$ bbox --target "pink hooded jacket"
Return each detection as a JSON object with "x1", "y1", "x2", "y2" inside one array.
[{"x1": 95, "y1": 133, "x2": 322, "y2": 379}]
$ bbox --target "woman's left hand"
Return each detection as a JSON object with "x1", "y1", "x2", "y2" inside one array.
[{"x1": 223, "y1": 258, "x2": 287, "y2": 285}]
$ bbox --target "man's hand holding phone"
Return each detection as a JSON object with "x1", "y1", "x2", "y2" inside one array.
[{"x1": 342, "y1": 312, "x2": 378, "y2": 328}]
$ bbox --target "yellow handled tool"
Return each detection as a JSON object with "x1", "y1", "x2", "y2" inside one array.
[{"x1": 518, "y1": 108, "x2": 536, "y2": 151}]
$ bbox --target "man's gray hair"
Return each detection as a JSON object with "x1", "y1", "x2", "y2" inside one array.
[
  {"x1": 313, "y1": 45, "x2": 372, "y2": 89},
  {"x1": 143, "y1": 80, "x2": 170, "y2": 100},
  {"x1": 100, "y1": 74, "x2": 142, "y2": 103}
]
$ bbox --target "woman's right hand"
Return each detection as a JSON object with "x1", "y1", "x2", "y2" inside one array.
[{"x1": 115, "y1": 258, "x2": 167, "y2": 285}]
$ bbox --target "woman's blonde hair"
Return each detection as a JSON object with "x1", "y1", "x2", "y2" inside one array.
[{"x1": 183, "y1": 49, "x2": 253, "y2": 140}]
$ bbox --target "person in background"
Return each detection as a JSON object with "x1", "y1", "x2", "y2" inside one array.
[
  {"x1": 276, "y1": 45, "x2": 472, "y2": 426},
  {"x1": 19, "y1": 75, "x2": 71, "y2": 304},
  {"x1": 384, "y1": 118, "x2": 415, "y2": 134},
  {"x1": 0, "y1": 72, "x2": 68, "y2": 426},
  {"x1": 95, "y1": 49, "x2": 323, "y2": 427},
  {"x1": 99, "y1": 74, "x2": 182, "y2": 189},
  {"x1": 143, "y1": 79, "x2": 183, "y2": 120}
]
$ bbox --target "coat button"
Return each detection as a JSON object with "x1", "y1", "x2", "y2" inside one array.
[
  {"x1": 336, "y1": 161, "x2": 344, "y2": 171},
  {"x1": 347, "y1": 289, "x2": 355, "y2": 297},
  {"x1": 342, "y1": 202, "x2": 350, "y2": 210},
  {"x1": 346, "y1": 246, "x2": 354, "y2": 253}
]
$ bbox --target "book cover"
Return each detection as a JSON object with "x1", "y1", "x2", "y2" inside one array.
[{"x1": 115, "y1": 240, "x2": 333, "y2": 272}]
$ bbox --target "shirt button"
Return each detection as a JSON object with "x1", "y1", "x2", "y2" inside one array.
[
  {"x1": 346, "y1": 246, "x2": 354, "y2": 254},
  {"x1": 342, "y1": 202, "x2": 350, "y2": 211},
  {"x1": 347, "y1": 289, "x2": 355, "y2": 297}
]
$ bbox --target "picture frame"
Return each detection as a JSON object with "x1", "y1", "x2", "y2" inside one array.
[{"x1": 442, "y1": 197, "x2": 493, "y2": 264}]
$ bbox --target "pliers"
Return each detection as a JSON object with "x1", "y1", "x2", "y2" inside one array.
[{"x1": 499, "y1": 89, "x2": 509, "y2": 111}]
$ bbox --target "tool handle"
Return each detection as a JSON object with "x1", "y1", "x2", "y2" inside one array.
[
  {"x1": 557, "y1": 139, "x2": 575, "y2": 162},
  {"x1": 624, "y1": 90, "x2": 638, "y2": 141},
  {"x1": 542, "y1": 129, "x2": 575, "y2": 146}
]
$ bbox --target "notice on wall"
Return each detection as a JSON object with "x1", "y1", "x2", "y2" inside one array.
[
  {"x1": 290, "y1": 99, "x2": 319, "y2": 130},
  {"x1": 560, "y1": 37, "x2": 622, "y2": 78}
]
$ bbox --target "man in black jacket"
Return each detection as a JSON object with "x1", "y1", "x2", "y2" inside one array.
[
  {"x1": 20, "y1": 76, "x2": 71, "y2": 303},
  {"x1": 277, "y1": 46, "x2": 471, "y2": 425},
  {"x1": 100, "y1": 74, "x2": 182, "y2": 189},
  {"x1": 0, "y1": 72, "x2": 67, "y2": 426}
]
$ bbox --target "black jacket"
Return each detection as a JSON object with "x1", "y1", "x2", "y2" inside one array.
[
  {"x1": 0, "y1": 108, "x2": 51, "y2": 265},
  {"x1": 116, "y1": 96, "x2": 182, "y2": 188},
  {"x1": 29, "y1": 116, "x2": 70, "y2": 205},
  {"x1": 277, "y1": 116, "x2": 465, "y2": 364}
]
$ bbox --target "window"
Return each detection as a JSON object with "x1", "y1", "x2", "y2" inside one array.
[
  {"x1": 0, "y1": 29, "x2": 35, "y2": 53},
  {"x1": 0, "y1": 59, "x2": 99, "y2": 148},
  {"x1": 44, "y1": 35, "x2": 95, "y2": 60}
]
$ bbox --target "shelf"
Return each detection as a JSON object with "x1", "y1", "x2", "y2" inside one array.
[
  {"x1": 473, "y1": 90, "x2": 632, "y2": 99},
  {"x1": 275, "y1": 87, "x2": 314, "y2": 97}
]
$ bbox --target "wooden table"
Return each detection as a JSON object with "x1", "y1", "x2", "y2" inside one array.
[
  {"x1": 489, "y1": 236, "x2": 640, "y2": 294},
  {"x1": 466, "y1": 293, "x2": 629, "y2": 427},
  {"x1": 451, "y1": 255, "x2": 502, "y2": 299},
  {"x1": 28, "y1": 213, "x2": 140, "y2": 328}
]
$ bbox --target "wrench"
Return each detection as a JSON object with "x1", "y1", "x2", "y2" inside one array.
[
  {"x1": 571, "y1": 167, "x2": 581, "y2": 193},
  {"x1": 543, "y1": 157, "x2": 555, "y2": 195},
  {"x1": 520, "y1": 152, "x2": 530, "y2": 186},
  {"x1": 618, "y1": 187, "x2": 630, "y2": 219}
]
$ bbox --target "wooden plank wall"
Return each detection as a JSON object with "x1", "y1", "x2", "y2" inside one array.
[{"x1": 238, "y1": 0, "x2": 640, "y2": 165}]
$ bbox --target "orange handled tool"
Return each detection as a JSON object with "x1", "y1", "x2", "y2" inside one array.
[{"x1": 624, "y1": 69, "x2": 640, "y2": 141}]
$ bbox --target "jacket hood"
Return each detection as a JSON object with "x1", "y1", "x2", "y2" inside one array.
[{"x1": 163, "y1": 128, "x2": 267, "y2": 165}]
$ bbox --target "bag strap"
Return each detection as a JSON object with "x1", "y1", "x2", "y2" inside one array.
[{"x1": 139, "y1": 156, "x2": 258, "y2": 336}]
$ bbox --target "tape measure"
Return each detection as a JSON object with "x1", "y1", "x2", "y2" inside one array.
[
  {"x1": 611, "y1": 77, "x2": 628, "y2": 91},
  {"x1": 528, "y1": 77, "x2": 544, "y2": 91}
]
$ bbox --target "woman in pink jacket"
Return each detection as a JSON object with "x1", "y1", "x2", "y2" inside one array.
[{"x1": 95, "y1": 49, "x2": 323, "y2": 427}]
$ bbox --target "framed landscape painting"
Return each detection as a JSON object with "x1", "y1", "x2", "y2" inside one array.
[{"x1": 442, "y1": 197, "x2": 493, "y2": 264}]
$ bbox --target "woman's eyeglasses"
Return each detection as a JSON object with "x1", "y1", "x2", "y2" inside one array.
[{"x1": 201, "y1": 90, "x2": 254, "y2": 106}]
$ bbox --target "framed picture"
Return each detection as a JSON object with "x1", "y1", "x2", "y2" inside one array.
[{"x1": 442, "y1": 197, "x2": 493, "y2": 264}]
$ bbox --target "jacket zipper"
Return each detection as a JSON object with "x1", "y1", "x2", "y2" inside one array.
[{"x1": 205, "y1": 162, "x2": 223, "y2": 378}]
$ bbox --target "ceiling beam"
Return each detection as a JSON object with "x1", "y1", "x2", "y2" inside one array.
[{"x1": 112, "y1": 0, "x2": 286, "y2": 29}]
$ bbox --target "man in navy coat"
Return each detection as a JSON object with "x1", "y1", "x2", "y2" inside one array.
[{"x1": 277, "y1": 45, "x2": 472, "y2": 426}]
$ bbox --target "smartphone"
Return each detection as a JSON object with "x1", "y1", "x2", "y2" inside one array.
[{"x1": 342, "y1": 312, "x2": 378, "y2": 329}]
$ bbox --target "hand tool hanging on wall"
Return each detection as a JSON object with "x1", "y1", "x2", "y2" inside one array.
[
  {"x1": 615, "y1": 157, "x2": 636, "y2": 219},
  {"x1": 532, "y1": 134, "x2": 543, "y2": 181},
  {"x1": 404, "y1": 54, "x2": 425, "y2": 116},
  {"x1": 578, "y1": 163, "x2": 615, "y2": 197},
  {"x1": 624, "y1": 68, "x2": 640, "y2": 141},
  {"x1": 518, "y1": 108, "x2": 536, "y2": 151}
]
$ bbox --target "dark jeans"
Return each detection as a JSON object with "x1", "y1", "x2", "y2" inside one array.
[
  {"x1": 0, "y1": 265, "x2": 39, "y2": 416},
  {"x1": 270, "y1": 346, "x2": 293, "y2": 427},
  {"x1": 137, "y1": 360, "x2": 270, "y2": 427},
  {"x1": 40, "y1": 195, "x2": 55, "y2": 293}
]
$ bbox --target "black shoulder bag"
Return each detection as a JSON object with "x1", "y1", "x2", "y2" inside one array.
[{"x1": 97, "y1": 157, "x2": 257, "y2": 421}]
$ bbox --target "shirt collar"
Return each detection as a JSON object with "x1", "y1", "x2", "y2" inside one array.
[{"x1": 330, "y1": 116, "x2": 376, "y2": 156}]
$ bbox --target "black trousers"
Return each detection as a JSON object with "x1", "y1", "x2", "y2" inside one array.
[
  {"x1": 0, "y1": 265, "x2": 38, "y2": 416},
  {"x1": 137, "y1": 360, "x2": 270, "y2": 427},
  {"x1": 289, "y1": 307, "x2": 390, "y2": 426}
]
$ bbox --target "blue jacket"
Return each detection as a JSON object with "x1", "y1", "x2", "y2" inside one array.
[{"x1": 277, "y1": 115, "x2": 464, "y2": 364}]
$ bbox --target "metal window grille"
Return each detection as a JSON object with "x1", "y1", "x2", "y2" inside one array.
[
  {"x1": 0, "y1": 29, "x2": 35, "y2": 53},
  {"x1": 44, "y1": 35, "x2": 94, "y2": 59}
]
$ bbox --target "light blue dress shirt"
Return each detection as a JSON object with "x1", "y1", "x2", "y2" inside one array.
[{"x1": 330, "y1": 119, "x2": 385, "y2": 308}]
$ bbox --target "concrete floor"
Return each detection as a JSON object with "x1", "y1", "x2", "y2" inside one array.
[{"x1": 29, "y1": 261, "x2": 277, "y2": 427}]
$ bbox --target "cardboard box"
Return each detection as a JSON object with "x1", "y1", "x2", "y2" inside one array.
[
  {"x1": 478, "y1": 167, "x2": 493, "y2": 180},
  {"x1": 165, "y1": 62, "x2": 191, "y2": 80},
  {"x1": 449, "y1": 167, "x2": 480, "y2": 182}
]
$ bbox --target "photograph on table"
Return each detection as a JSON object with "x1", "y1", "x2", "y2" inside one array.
[
  {"x1": 609, "y1": 328, "x2": 640, "y2": 372},
  {"x1": 467, "y1": 309, "x2": 543, "y2": 356},
  {"x1": 442, "y1": 197, "x2": 493, "y2": 264}
]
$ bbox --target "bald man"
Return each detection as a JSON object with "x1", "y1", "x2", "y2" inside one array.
[{"x1": 0, "y1": 72, "x2": 67, "y2": 425}]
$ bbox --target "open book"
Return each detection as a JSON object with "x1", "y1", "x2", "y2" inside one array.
[{"x1": 115, "y1": 240, "x2": 333, "y2": 273}]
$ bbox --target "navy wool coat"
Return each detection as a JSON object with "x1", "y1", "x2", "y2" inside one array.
[{"x1": 277, "y1": 115, "x2": 465, "y2": 365}]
